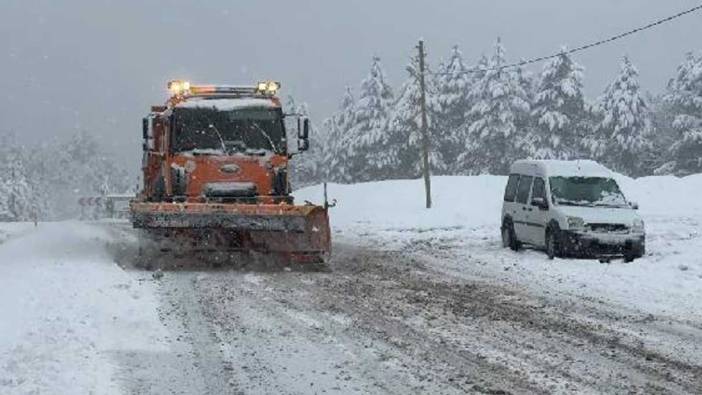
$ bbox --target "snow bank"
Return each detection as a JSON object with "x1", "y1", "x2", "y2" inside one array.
[
  {"x1": 297, "y1": 176, "x2": 505, "y2": 231},
  {"x1": 0, "y1": 222, "x2": 170, "y2": 394},
  {"x1": 616, "y1": 173, "x2": 702, "y2": 216},
  {"x1": 296, "y1": 174, "x2": 702, "y2": 321}
]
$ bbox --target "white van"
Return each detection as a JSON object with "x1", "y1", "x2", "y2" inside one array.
[{"x1": 500, "y1": 160, "x2": 646, "y2": 262}]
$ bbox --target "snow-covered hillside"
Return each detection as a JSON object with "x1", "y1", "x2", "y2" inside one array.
[{"x1": 297, "y1": 175, "x2": 702, "y2": 321}]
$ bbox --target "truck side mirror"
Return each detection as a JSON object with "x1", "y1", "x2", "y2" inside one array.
[
  {"x1": 142, "y1": 117, "x2": 149, "y2": 140},
  {"x1": 629, "y1": 201, "x2": 639, "y2": 210},
  {"x1": 298, "y1": 118, "x2": 310, "y2": 140},
  {"x1": 298, "y1": 139, "x2": 309, "y2": 152}
]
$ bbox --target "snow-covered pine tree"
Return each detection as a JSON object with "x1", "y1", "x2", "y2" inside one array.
[
  {"x1": 0, "y1": 133, "x2": 40, "y2": 221},
  {"x1": 323, "y1": 86, "x2": 356, "y2": 183},
  {"x1": 648, "y1": 93, "x2": 679, "y2": 174},
  {"x1": 431, "y1": 45, "x2": 472, "y2": 168},
  {"x1": 344, "y1": 56, "x2": 395, "y2": 182},
  {"x1": 593, "y1": 57, "x2": 652, "y2": 176},
  {"x1": 454, "y1": 39, "x2": 531, "y2": 175},
  {"x1": 48, "y1": 130, "x2": 131, "y2": 218},
  {"x1": 386, "y1": 52, "x2": 445, "y2": 178},
  {"x1": 531, "y1": 49, "x2": 588, "y2": 160},
  {"x1": 515, "y1": 61, "x2": 535, "y2": 103},
  {"x1": 663, "y1": 52, "x2": 702, "y2": 175},
  {"x1": 0, "y1": 181, "x2": 10, "y2": 221},
  {"x1": 512, "y1": 62, "x2": 539, "y2": 159}
]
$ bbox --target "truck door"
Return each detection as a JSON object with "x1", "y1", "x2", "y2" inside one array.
[{"x1": 513, "y1": 175, "x2": 533, "y2": 243}]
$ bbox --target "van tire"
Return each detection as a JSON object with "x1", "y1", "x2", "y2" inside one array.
[
  {"x1": 545, "y1": 227, "x2": 561, "y2": 260},
  {"x1": 502, "y1": 220, "x2": 521, "y2": 251}
]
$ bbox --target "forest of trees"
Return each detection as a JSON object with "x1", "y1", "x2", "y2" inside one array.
[
  {"x1": 0, "y1": 131, "x2": 132, "y2": 221},
  {"x1": 291, "y1": 40, "x2": 702, "y2": 186},
  {"x1": 2, "y1": 40, "x2": 700, "y2": 221}
]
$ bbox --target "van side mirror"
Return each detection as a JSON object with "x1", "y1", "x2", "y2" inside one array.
[
  {"x1": 629, "y1": 201, "x2": 639, "y2": 210},
  {"x1": 531, "y1": 197, "x2": 549, "y2": 210}
]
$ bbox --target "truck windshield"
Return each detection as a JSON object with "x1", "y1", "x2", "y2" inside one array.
[
  {"x1": 549, "y1": 176, "x2": 628, "y2": 208},
  {"x1": 172, "y1": 107, "x2": 285, "y2": 155}
]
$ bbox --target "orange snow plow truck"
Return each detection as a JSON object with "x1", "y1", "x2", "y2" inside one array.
[{"x1": 130, "y1": 80, "x2": 330, "y2": 268}]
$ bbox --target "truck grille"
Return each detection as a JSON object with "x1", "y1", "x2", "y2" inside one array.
[
  {"x1": 203, "y1": 182, "x2": 257, "y2": 198},
  {"x1": 588, "y1": 223, "x2": 629, "y2": 233}
]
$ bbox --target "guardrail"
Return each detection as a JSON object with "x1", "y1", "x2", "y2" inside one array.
[{"x1": 78, "y1": 195, "x2": 134, "y2": 220}]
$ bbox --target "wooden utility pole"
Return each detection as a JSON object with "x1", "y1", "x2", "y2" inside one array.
[{"x1": 417, "y1": 39, "x2": 432, "y2": 209}]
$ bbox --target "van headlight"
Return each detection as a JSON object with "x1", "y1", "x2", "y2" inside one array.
[
  {"x1": 567, "y1": 216, "x2": 586, "y2": 231},
  {"x1": 632, "y1": 218, "x2": 645, "y2": 233}
]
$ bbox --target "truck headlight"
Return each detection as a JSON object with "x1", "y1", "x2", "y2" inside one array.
[
  {"x1": 632, "y1": 218, "x2": 645, "y2": 233},
  {"x1": 567, "y1": 216, "x2": 585, "y2": 230}
]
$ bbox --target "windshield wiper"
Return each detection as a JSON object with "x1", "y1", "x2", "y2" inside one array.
[
  {"x1": 593, "y1": 202, "x2": 626, "y2": 208},
  {"x1": 556, "y1": 200, "x2": 593, "y2": 207},
  {"x1": 207, "y1": 124, "x2": 228, "y2": 154},
  {"x1": 251, "y1": 123, "x2": 278, "y2": 152}
]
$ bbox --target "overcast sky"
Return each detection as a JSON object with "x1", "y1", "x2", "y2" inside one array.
[{"x1": 1, "y1": 0, "x2": 701, "y2": 165}]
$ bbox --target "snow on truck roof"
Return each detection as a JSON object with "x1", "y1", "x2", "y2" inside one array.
[
  {"x1": 175, "y1": 97, "x2": 277, "y2": 111},
  {"x1": 510, "y1": 160, "x2": 614, "y2": 178}
]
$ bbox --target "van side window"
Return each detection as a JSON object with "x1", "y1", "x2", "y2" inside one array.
[
  {"x1": 504, "y1": 174, "x2": 520, "y2": 202},
  {"x1": 515, "y1": 176, "x2": 533, "y2": 204},
  {"x1": 531, "y1": 178, "x2": 546, "y2": 203}
]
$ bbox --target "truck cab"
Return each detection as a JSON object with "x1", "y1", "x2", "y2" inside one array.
[{"x1": 140, "y1": 81, "x2": 309, "y2": 205}]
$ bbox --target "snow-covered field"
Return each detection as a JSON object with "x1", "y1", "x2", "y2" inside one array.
[{"x1": 298, "y1": 174, "x2": 702, "y2": 322}]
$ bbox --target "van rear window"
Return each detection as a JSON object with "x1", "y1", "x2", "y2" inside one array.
[{"x1": 504, "y1": 174, "x2": 520, "y2": 202}]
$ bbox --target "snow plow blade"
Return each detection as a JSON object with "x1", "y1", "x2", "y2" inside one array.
[{"x1": 129, "y1": 202, "x2": 331, "y2": 268}]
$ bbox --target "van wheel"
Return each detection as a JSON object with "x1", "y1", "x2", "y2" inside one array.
[
  {"x1": 546, "y1": 228, "x2": 560, "y2": 260},
  {"x1": 502, "y1": 220, "x2": 521, "y2": 251}
]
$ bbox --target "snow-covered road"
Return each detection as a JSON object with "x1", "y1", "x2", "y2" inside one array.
[
  {"x1": 0, "y1": 222, "x2": 210, "y2": 394},
  {"x1": 1, "y1": 174, "x2": 702, "y2": 393}
]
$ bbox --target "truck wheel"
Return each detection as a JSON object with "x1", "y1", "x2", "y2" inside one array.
[{"x1": 502, "y1": 220, "x2": 521, "y2": 251}]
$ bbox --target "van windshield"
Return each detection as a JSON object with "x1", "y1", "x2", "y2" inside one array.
[{"x1": 549, "y1": 177, "x2": 628, "y2": 208}]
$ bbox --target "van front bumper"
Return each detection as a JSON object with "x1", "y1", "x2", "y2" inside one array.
[{"x1": 559, "y1": 230, "x2": 645, "y2": 258}]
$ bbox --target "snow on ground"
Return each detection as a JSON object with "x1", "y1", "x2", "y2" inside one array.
[
  {"x1": 0, "y1": 221, "x2": 170, "y2": 394},
  {"x1": 297, "y1": 175, "x2": 702, "y2": 322},
  {"x1": 0, "y1": 223, "x2": 36, "y2": 246}
]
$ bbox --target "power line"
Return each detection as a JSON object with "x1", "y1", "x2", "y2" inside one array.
[{"x1": 431, "y1": 3, "x2": 702, "y2": 76}]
